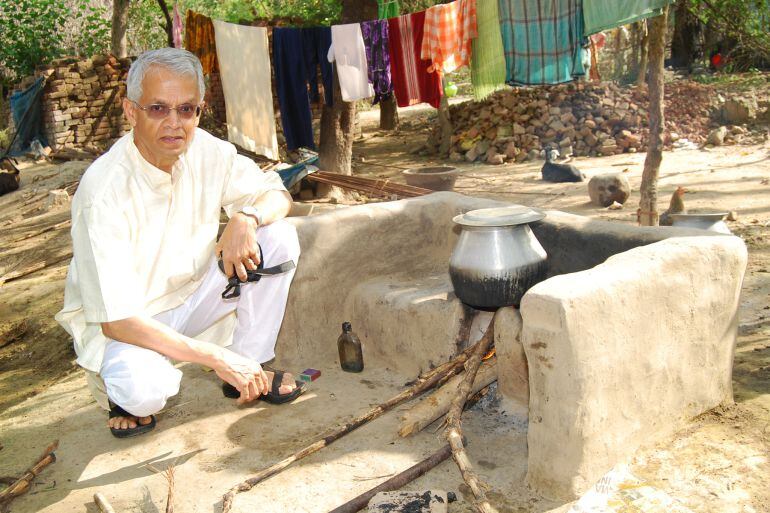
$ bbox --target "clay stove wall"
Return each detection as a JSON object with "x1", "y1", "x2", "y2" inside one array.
[{"x1": 278, "y1": 192, "x2": 747, "y2": 503}]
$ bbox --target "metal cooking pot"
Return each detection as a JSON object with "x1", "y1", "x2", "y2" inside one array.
[{"x1": 449, "y1": 206, "x2": 548, "y2": 308}]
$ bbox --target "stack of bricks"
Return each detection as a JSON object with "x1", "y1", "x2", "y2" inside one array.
[{"x1": 37, "y1": 54, "x2": 132, "y2": 150}]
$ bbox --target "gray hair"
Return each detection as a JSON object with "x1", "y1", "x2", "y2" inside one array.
[{"x1": 126, "y1": 48, "x2": 206, "y2": 102}]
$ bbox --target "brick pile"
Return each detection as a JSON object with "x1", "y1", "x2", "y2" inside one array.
[{"x1": 36, "y1": 55, "x2": 132, "y2": 150}]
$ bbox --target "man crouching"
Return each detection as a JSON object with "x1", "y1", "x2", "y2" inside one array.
[{"x1": 55, "y1": 48, "x2": 304, "y2": 438}]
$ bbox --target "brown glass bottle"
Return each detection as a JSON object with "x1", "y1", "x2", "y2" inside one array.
[{"x1": 337, "y1": 322, "x2": 364, "y2": 372}]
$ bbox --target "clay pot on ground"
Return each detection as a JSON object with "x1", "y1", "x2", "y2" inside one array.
[
  {"x1": 588, "y1": 173, "x2": 631, "y2": 207},
  {"x1": 402, "y1": 166, "x2": 461, "y2": 191}
]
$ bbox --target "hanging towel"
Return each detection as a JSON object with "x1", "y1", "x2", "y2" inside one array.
[
  {"x1": 184, "y1": 10, "x2": 218, "y2": 74},
  {"x1": 498, "y1": 0, "x2": 586, "y2": 85},
  {"x1": 273, "y1": 28, "x2": 316, "y2": 150},
  {"x1": 378, "y1": 0, "x2": 400, "y2": 19},
  {"x1": 360, "y1": 19, "x2": 393, "y2": 104},
  {"x1": 172, "y1": 3, "x2": 183, "y2": 48},
  {"x1": 583, "y1": 0, "x2": 672, "y2": 35},
  {"x1": 212, "y1": 20, "x2": 279, "y2": 160},
  {"x1": 328, "y1": 23, "x2": 375, "y2": 102},
  {"x1": 302, "y1": 27, "x2": 334, "y2": 106},
  {"x1": 388, "y1": 11, "x2": 442, "y2": 109},
  {"x1": 471, "y1": 0, "x2": 506, "y2": 99},
  {"x1": 421, "y1": 0, "x2": 478, "y2": 74}
]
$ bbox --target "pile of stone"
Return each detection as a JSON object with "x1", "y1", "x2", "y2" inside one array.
[
  {"x1": 34, "y1": 55, "x2": 132, "y2": 150},
  {"x1": 429, "y1": 81, "x2": 722, "y2": 165}
]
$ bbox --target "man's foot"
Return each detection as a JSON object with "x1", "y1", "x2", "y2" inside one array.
[
  {"x1": 108, "y1": 403, "x2": 157, "y2": 438},
  {"x1": 222, "y1": 368, "x2": 306, "y2": 404}
]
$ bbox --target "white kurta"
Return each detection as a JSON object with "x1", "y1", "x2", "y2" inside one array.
[
  {"x1": 55, "y1": 128, "x2": 286, "y2": 373},
  {"x1": 328, "y1": 23, "x2": 375, "y2": 102}
]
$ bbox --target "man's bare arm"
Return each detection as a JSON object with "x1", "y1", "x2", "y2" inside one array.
[{"x1": 101, "y1": 316, "x2": 268, "y2": 402}]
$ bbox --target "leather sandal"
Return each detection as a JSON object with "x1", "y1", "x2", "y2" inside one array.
[
  {"x1": 108, "y1": 402, "x2": 156, "y2": 439},
  {"x1": 222, "y1": 367, "x2": 306, "y2": 404}
]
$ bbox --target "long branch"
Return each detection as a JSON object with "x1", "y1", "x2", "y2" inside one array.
[{"x1": 444, "y1": 314, "x2": 499, "y2": 513}]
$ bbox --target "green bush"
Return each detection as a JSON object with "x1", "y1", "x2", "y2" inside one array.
[{"x1": 0, "y1": 0, "x2": 110, "y2": 86}]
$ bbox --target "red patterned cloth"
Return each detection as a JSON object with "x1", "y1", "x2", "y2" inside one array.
[
  {"x1": 420, "y1": 0, "x2": 478, "y2": 74},
  {"x1": 388, "y1": 10, "x2": 442, "y2": 109}
]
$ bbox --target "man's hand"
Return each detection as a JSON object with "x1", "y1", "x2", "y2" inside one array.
[
  {"x1": 216, "y1": 213, "x2": 260, "y2": 282},
  {"x1": 212, "y1": 347, "x2": 269, "y2": 404}
]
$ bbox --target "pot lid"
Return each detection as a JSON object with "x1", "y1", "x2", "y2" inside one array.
[{"x1": 453, "y1": 205, "x2": 546, "y2": 227}]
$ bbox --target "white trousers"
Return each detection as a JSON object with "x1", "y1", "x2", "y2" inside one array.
[{"x1": 98, "y1": 220, "x2": 300, "y2": 418}]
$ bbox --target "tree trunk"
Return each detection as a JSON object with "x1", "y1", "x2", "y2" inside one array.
[
  {"x1": 638, "y1": 8, "x2": 669, "y2": 227},
  {"x1": 670, "y1": 0, "x2": 700, "y2": 71},
  {"x1": 438, "y1": 77, "x2": 453, "y2": 155},
  {"x1": 637, "y1": 20, "x2": 649, "y2": 88},
  {"x1": 613, "y1": 29, "x2": 625, "y2": 79},
  {"x1": 156, "y1": 0, "x2": 174, "y2": 48},
  {"x1": 318, "y1": 0, "x2": 378, "y2": 176},
  {"x1": 111, "y1": 0, "x2": 130, "y2": 58},
  {"x1": 379, "y1": 95, "x2": 399, "y2": 130}
]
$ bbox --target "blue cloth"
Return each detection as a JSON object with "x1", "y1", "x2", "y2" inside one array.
[
  {"x1": 276, "y1": 156, "x2": 319, "y2": 190},
  {"x1": 498, "y1": 0, "x2": 586, "y2": 85},
  {"x1": 8, "y1": 76, "x2": 48, "y2": 156},
  {"x1": 274, "y1": 28, "x2": 315, "y2": 150},
  {"x1": 302, "y1": 27, "x2": 334, "y2": 106},
  {"x1": 273, "y1": 27, "x2": 334, "y2": 151}
]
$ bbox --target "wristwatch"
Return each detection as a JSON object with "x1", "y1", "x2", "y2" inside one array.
[{"x1": 240, "y1": 206, "x2": 263, "y2": 226}]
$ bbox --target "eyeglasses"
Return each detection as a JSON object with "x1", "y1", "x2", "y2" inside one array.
[{"x1": 131, "y1": 101, "x2": 202, "y2": 120}]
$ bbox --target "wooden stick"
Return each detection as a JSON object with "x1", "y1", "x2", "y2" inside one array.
[
  {"x1": 93, "y1": 492, "x2": 117, "y2": 513},
  {"x1": 0, "y1": 320, "x2": 27, "y2": 350},
  {"x1": 445, "y1": 315, "x2": 499, "y2": 513},
  {"x1": 327, "y1": 444, "x2": 453, "y2": 513},
  {"x1": 399, "y1": 359, "x2": 497, "y2": 437},
  {"x1": 0, "y1": 252, "x2": 72, "y2": 286},
  {"x1": 8, "y1": 219, "x2": 71, "y2": 244},
  {"x1": 221, "y1": 338, "x2": 487, "y2": 513},
  {"x1": 164, "y1": 466, "x2": 175, "y2": 513},
  {"x1": 0, "y1": 440, "x2": 59, "y2": 506}
]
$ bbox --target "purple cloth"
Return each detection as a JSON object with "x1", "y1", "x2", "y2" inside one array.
[{"x1": 360, "y1": 19, "x2": 393, "y2": 104}]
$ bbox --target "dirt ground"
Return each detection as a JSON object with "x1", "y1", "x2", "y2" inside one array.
[{"x1": 0, "y1": 103, "x2": 768, "y2": 512}]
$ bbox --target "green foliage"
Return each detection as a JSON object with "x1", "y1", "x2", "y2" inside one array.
[
  {"x1": 0, "y1": 0, "x2": 110, "y2": 86},
  {"x1": 688, "y1": 0, "x2": 770, "y2": 69},
  {"x1": 127, "y1": 0, "x2": 170, "y2": 54}
]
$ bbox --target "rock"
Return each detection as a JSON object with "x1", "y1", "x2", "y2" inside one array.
[
  {"x1": 46, "y1": 189, "x2": 70, "y2": 210},
  {"x1": 527, "y1": 148, "x2": 541, "y2": 161},
  {"x1": 487, "y1": 153, "x2": 505, "y2": 165},
  {"x1": 588, "y1": 173, "x2": 631, "y2": 207},
  {"x1": 475, "y1": 140, "x2": 491, "y2": 155},
  {"x1": 504, "y1": 141, "x2": 518, "y2": 159},
  {"x1": 512, "y1": 123, "x2": 526, "y2": 135},
  {"x1": 727, "y1": 210, "x2": 738, "y2": 222},
  {"x1": 449, "y1": 151, "x2": 464, "y2": 163},
  {"x1": 465, "y1": 147, "x2": 479, "y2": 162},
  {"x1": 720, "y1": 97, "x2": 756, "y2": 125},
  {"x1": 706, "y1": 126, "x2": 728, "y2": 146}
]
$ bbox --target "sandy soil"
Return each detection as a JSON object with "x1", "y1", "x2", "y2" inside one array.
[{"x1": 0, "y1": 105, "x2": 767, "y2": 512}]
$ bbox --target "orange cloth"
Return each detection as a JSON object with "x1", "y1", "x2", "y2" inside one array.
[
  {"x1": 184, "y1": 10, "x2": 219, "y2": 74},
  {"x1": 420, "y1": 0, "x2": 478, "y2": 74}
]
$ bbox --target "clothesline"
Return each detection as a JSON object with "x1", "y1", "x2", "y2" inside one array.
[{"x1": 182, "y1": 0, "x2": 674, "y2": 157}]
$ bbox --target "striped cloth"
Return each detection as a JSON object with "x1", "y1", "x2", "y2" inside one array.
[
  {"x1": 498, "y1": 0, "x2": 586, "y2": 85},
  {"x1": 471, "y1": 0, "x2": 506, "y2": 100},
  {"x1": 420, "y1": 0, "x2": 478, "y2": 74},
  {"x1": 388, "y1": 11, "x2": 442, "y2": 109}
]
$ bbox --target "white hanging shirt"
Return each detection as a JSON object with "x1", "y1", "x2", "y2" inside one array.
[
  {"x1": 328, "y1": 23, "x2": 375, "y2": 102},
  {"x1": 55, "y1": 128, "x2": 286, "y2": 372}
]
